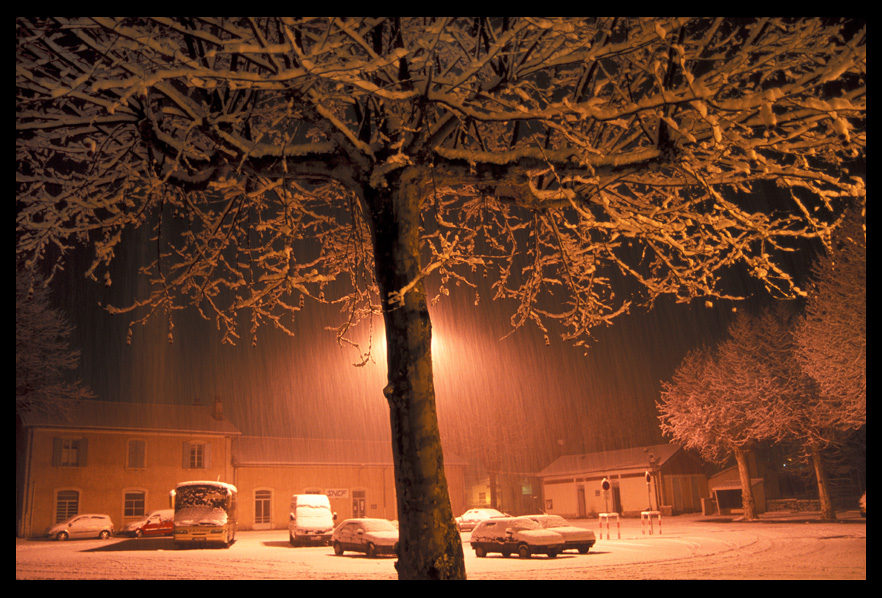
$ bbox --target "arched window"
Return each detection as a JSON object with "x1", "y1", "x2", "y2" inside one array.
[{"x1": 55, "y1": 489, "x2": 79, "y2": 522}]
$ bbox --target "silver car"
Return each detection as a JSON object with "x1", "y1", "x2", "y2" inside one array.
[
  {"x1": 470, "y1": 516, "x2": 564, "y2": 558},
  {"x1": 524, "y1": 514, "x2": 596, "y2": 553},
  {"x1": 45, "y1": 514, "x2": 114, "y2": 541},
  {"x1": 332, "y1": 518, "x2": 399, "y2": 558},
  {"x1": 456, "y1": 508, "x2": 506, "y2": 532}
]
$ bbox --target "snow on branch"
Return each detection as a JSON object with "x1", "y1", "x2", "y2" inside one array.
[{"x1": 16, "y1": 17, "x2": 866, "y2": 350}]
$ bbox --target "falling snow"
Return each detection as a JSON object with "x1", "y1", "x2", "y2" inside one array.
[{"x1": 16, "y1": 18, "x2": 866, "y2": 579}]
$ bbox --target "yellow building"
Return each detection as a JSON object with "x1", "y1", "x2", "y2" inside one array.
[
  {"x1": 16, "y1": 399, "x2": 239, "y2": 538},
  {"x1": 16, "y1": 400, "x2": 467, "y2": 537}
]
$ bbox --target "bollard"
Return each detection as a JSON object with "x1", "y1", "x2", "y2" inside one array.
[
  {"x1": 641, "y1": 510, "x2": 662, "y2": 535},
  {"x1": 598, "y1": 512, "x2": 621, "y2": 540}
]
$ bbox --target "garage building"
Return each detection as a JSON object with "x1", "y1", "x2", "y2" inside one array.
[{"x1": 539, "y1": 444, "x2": 709, "y2": 518}]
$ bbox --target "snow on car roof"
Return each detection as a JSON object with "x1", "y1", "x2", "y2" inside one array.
[{"x1": 175, "y1": 480, "x2": 237, "y2": 493}]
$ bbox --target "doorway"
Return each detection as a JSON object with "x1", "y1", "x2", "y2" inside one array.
[{"x1": 352, "y1": 489, "x2": 366, "y2": 518}]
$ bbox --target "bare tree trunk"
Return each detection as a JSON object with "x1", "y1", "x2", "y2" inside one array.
[
  {"x1": 733, "y1": 446, "x2": 758, "y2": 520},
  {"x1": 363, "y1": 168, "x2": 466, "y2": 580},
  {"x1": 809, "y1": 442, "x2": 837, "y2": 521}
]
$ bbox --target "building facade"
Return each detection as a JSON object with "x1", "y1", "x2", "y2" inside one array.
[
  {"x1": 16, "y1": 399, "x2": 239, "y2": 538},
  {"x1": 16, "y1": 400, "x2": 467, "y2": 537},
  {"x1": 539, "y1": 444, "x2": 709, "y2": 518},
  {"x1": 233, "y1": 436, "x2": 466, "y2": 530}
]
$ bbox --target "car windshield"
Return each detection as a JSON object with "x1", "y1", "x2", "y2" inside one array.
[{"x1": 360, "y1": 520, "x2": 397, "y2": 532}]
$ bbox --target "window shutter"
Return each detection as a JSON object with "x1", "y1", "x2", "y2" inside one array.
[
  {"x1": 78, "y1": 438, "x2": 88, "y2": 467},
  {"x1": 182, "y1": 442, "x2": 190, "y2": 469},
  {"x1": 52, "y1": 437, "x2": 62, "y2": 467}
]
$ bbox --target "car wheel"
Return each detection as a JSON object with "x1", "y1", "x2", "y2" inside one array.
[
  {"x1": 547, "y1": 550, "x2": 558, "y2": 558},
  {"x1": 56, "y1": 531, "x2": 69, "y2": 541},
  {"x1": 99, "y1": 530, "x2": 111, "y2": 540},
  {"x1": 501, "y1": 550, "x2": 511, "y2": 558},
  {"x1": 366, "y1": 543, "x2": 377, "y2": 558},
  {"x1": 578, "y1": 547, "x2": 590, "y2": 554},
  {"x1": 518, "y1": 544, "x2": 531, "y2": 559},
  {"x1": 333, "y1": 541, "x2": 344, "y2": 556},
  {"x1": 475, "y1": 546, "x2": 487, "y2": 558}
]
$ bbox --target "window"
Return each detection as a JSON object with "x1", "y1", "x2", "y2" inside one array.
[
  {"x1": 189, "y1": 443, "x2": 204, "y2": 469},
  {"x1": 182, "y1": 442, "x2": 210, "y2": 470},
  {"x1": 127, "y1": 439, "x2": 146, "y2": 469},
  {"x1": 52, "y1": 437, "x2": 87, "y2": 467},
  {"x1": 255, "y1": 490, "x2": 272, "y2": 525},
  {"x1": 56, "y1": 490, "x2": 79, "y2": 522},
  {"x1": 124, "y1": 491, "x2": 146, "y2": 517}
]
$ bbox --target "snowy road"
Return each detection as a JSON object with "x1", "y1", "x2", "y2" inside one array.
[{"x1": 16, "y1": 514, "x2": 865, "y2": 580}]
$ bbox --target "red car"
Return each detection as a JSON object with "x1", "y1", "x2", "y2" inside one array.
[{"x1": 124, "y1": 509, "x2": 174, "y2": 538}]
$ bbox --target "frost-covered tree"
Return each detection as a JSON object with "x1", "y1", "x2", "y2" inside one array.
[
  {"x1": 661, "y1": 304, "x2": 860, "y2": 520},
  {"x1": 16, "y1": 18, "x2": 865, "y2": 577},
  {"x1": 795, "y1": 208, "x2": 866, "y2": 428},
  {"x1": 658, "y1": 311, "x2": 789, "y2": 519},
  {"x1": 748, "y1": 305, "x2": 841, "y2": 520}
]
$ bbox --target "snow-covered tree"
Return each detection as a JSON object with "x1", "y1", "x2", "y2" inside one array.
[
  {"x1": 795, "y1": 207, "x2": 866, "y2": 429},
  {"x1": 16, "y1": 18, "x2": 865, "y2": 577},
  {"x1": 749, "y1": 304, "x2": 841, "y2": 520},
  {"x1": 658, "y1": 311, "x2": 789, "y2": 519},
  {"x1": 16, "y1": 268, "x2": 93, "y2": 418},
  {"x1": 661, "y1": 304, "x2": 860, "y2": 520}
]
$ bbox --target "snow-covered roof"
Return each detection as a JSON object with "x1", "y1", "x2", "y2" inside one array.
[
  {"x1": 18, "y1": 399, "x2": 241, "y2": 436},
  {"x1": 233, "y1": 435, "x2": 468, "y2": 467},
  {"x1": 538, "y1": 443, "x2": 683, "y2": 478}
]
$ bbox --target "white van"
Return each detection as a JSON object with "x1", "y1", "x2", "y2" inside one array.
[{"x1": 288, "y1": 494, "x2": 335, "y2": 546}]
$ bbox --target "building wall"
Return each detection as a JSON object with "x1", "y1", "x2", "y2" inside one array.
[
  {"x1": 20, "y1": 424, "x2": 466, "y2": 537},
  {"x1": 20, "y1": 427, "x2": 234, "y2": 537},
  {"x1": 660, "y1": 474, "x2": 708, "y2": 514},
  {"x1": 543, "y1": 468, "x2": 709, "y2": 518},
  {"x1": 234, "y1": 464, "x2": 398, "y2": 529},
  {"x1": 234, "y1": 463, "x2": 467, "y2": 530}
]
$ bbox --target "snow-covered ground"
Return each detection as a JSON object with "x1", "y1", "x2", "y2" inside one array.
[{"x1": 16, "y1": 511, "x2": 865, "y2": 580}]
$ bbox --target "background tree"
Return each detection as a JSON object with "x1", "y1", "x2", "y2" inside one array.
[
  {"x1": 16, "y1": 18, "x2": 865, "y2": 577},
  {"x1": 16, "y1": 268, "x2": 93, "y2": 418},
  {"x1": 661, "y1": 304, "x2": 862, "y2": 520},
  {"x1": 795, "y1": 207, "x2": 866, "y2": 428},
  {"x1": 749, "y1": 305, "x2": 842, "y2": 520},
  {"x1": 658, "y1": 312, "x2": 787, "y2": 519}
]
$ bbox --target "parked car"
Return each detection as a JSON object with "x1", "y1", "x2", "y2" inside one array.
[
  {"x1": 470, "y1": 516, "x2": 564, "y2": 558},
  {"x1": 456, "y1": 508, "x2": 506, "y2": 532},
  {"x1": 332, "y1": 518, "x2": 399, "y2": 558},
  {"x1": 123, "y1": 509, "x2": 174, "y2": 538},
  {"x1": 289, "y1": 494, "x2": 335, "y2": 546},
  {"x1": 524, "y1": 514, "x2": 596, "y2": 553},
  {"x1": 45, "y1": 514, "x2": 115, "y2": 541}
]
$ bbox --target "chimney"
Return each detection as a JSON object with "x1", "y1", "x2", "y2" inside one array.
[{"x1": 212, "y1": 396, "x2": 224, "y2": 421}]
